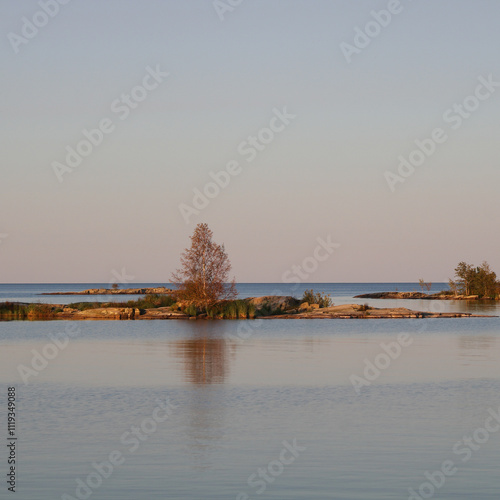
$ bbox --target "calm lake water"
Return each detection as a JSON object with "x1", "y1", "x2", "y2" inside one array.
[{"x1": 1, "y1": 284, "x2": 499, "y2": 499}]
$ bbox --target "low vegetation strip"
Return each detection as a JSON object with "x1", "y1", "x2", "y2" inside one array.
[
  {"x1": 355, "y1": 292, "x2": 458, "y2": 300},
  {"x1": 0, "y1": 302, "x2": 59, "y2": 320},
  {"x1": 41, "y1": 286, "x2": 173, "y2": 296},
  {"x1": 1, "y1": 290, "x2": 495, "y2": 321}
]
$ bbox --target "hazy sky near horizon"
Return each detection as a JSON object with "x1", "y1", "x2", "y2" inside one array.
[{"x1": 1, "y1": 0, "x2": 499, "y2": 283}]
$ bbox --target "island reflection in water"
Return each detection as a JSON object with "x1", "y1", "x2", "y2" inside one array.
[
  {"x1": 170, "y1": 327, "x2": 236, "y2": 385},
  {"x1": 1, "y1": 317, "x2": 500, "y2": 499},
  {"x1": 169, "y1": 322, "x2": 238, "y2": 467}
]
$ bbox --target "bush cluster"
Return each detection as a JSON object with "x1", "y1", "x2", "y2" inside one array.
[
  {"x1": 301, "y1": 289, "x2": 333, "y2": 308},
  {"x1": 0, "y1": 302, "x2": 56, "y2": 320},
  {"x1": 205, "y1": 300, "x2": 256, "y2": 319}
]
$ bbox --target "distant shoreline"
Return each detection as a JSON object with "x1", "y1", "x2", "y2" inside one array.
[
  {"x1": 41, "y1": 287, "x2": 174, "y2": 296},
  {"x1": 355, "y1": 291, "x2": 499, "y2": 301},
  {"x1": 40, "y1": 286, "x2": 497, "y2": 302}
]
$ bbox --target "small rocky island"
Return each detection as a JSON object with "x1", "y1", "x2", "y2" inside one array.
[
  {"x1": 1, "y1": 294, "x2": 494, "y2": 321},
  {"x1": 354, "y1": 291, "x2": 484, "y2": 300},
  {"x1": 10, "y1": 234, "x2": 495, "y2": 320},
  {"x1": 41, "y1": 286, "x2": 173, "y2": 296}
]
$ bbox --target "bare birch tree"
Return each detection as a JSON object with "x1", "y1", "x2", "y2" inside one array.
[{"x1": 171, "y1": 223, "x2": 237, "y2": 309}]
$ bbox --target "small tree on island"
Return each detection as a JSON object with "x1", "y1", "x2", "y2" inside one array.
[
  {"x1": 419, "y1": 279, "x2": 432, "y2": 293},
  {"x1": 448, "y1": 279, "x2": 458, "y2": 297},
  {"x1": 170, "y1": 223, "x2": 237, "y2": 311},
  {"x1": 450, "y1": 261, "x2": 498, "y2": 299}
]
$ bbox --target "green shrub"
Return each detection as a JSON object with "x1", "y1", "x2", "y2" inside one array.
[
  {"x1": 204, "y1": 299, "x2": 256, "y2": 319},
  {"x1": 0, "y1": 302, "x2": 28, "y2": 319},
  {"x1": 226, "y1": 301, "x2": 238, "y2": 319},
  {"x1": 184, "y1": 304, "x2": 198, "y2": 317},
  {"x1": 27, "y1": 304, "x2": 56, "y2": 319},
  {"x1": 301, "y1": 289, "x2": 333, "y2": 308},
  {"x1": 235, "y1": 300, "x2": 245, "y2": 318},
  {"x1": 125, "y1": 294, "x2": 176, "y2": 309},
  {"x1": 206, "y1": 301, "x2": 233, "y2": 319},
  {"x1": 247, "y1": 303, "x2": 256, "y2": 319},
  {"x1": 0, "y1": 302, "x2": 56, "y2": 320}
]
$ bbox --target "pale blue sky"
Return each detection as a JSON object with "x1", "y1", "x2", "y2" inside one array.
[{"x1": 1, "y1": 0, "x2": 499, "y2": 283}]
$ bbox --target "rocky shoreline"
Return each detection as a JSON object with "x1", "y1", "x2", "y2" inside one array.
[
  {"x1": 354, "y1": 291, "x2": 486, "y2": 300},
  {"x1": 41, "y1": 287, "x2": 173, "y2": 296},
  {"x1": 2, "y1": 296, "x2": 495, "y2": 321}
]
